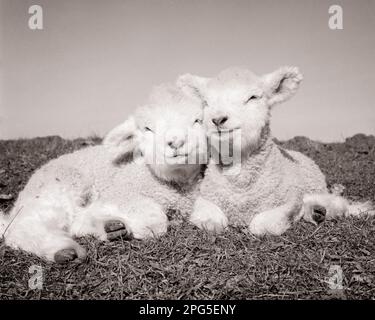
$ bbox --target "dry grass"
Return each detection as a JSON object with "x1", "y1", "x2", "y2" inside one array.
[{"x1": 0, "y1": 134, "x2": 374, "y2": 300}]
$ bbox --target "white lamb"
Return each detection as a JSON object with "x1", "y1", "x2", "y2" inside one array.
[
  {"x1": 0, "y1": 84, "x2": 207, "y2": 263},
  {"x1": 178, "y1": 66, "x2": 374, "y2": 235}
]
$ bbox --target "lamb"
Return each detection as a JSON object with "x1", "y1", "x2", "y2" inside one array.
[
  {"x1": 0, "y1": 84, "x2": 207, "y2": 263},
  {"x1": 177, "y1": 66, "x2": 374, "y2": 235}
]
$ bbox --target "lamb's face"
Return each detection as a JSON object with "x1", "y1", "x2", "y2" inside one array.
[
  {"x1": 178, "y1": 67, "x2": 303, "y2": 156},
  {"x1": 202, "y1": 70, "x2": 269, "y2": 154},
  {"x1": 135, "y1": 97, "x2": 206, "y2": 183},
  {"x1": 104, "y1": 84, "x2": 207, "y2": 184}
]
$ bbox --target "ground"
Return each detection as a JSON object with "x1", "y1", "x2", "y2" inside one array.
[{"x1": 0, "y1": 134, "x2": 374, "y2": 300}]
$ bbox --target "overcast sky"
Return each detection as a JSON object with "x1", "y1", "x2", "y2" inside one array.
[{"x1": 1, "y1": 0, "x2": 374, "y2": 141}]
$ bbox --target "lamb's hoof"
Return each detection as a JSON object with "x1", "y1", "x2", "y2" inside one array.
[
  {"x1": 104, "y1": 220, "x2": 126, "y2": 233},
  {"x1": 54, "y1": 248, "x2": 78, "y2": 264},
  {"x1": 104, "y1": 220, "x2": 133, "y2": 241},
  {"x1": 312, "y1": 205, "x2": 327, "y2": 224}
]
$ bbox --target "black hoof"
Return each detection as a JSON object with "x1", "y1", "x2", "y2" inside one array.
[
  {"x1": 104, "y1": 220, "x2": 133, "y2": 241},
  {"x1": 312, "y1": 205, "x2": 327, "y2": 224},
  {"x1": 107, "y1": 229, "x2": 133, "y2": 241},
  {"x1": 54, "y1": 248, "x2": 78, "y2": 264},
  {"x1": 104, "y1": 220, "x2": 126, "y2": 233}
]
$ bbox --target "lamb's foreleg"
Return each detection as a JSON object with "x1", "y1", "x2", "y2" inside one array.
[
  {"x1": 75, "y1": 197, "x2": 169, "y2": 240},
  {"x1": 120, "y1": 197, "x2": 168, "y2": 239},
  {"x1": 71, "y1": 202, "x2": 132, "y2": 241},
  {"x1": 249, "y1": 200, "x2": 302, "y2": 236},
  {"x1": 189, "y1": 197, "x2": 228, "y2": 233}
]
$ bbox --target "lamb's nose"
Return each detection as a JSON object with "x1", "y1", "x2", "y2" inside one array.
[
  {"x1": 168, "y1": 138, "x2": 185, "y2": 150},
  {"x1": 212, "y1": 116, "x2": 228, "y2": 127}
]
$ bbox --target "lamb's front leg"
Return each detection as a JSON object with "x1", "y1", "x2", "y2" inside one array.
[
  {"x1": 122, "y1": 197, "x2": 169, "y2": 239},
  {"x1": 189, "y1": 197, "x2": 228, "y2": 233},
  {"x1": 249, "y1": 201, "x2": 302, "y2": 236},
  {"x1": 74, "y1": 197, "x2": 168, "y2": 241},
  {"x1": 71, "y1": 202, "x2": 132, "y2": 241}
]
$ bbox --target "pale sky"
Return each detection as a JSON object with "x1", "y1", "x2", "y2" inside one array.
[{"x1": 1, "y1": 0, "x2": 374, "y2": 141}]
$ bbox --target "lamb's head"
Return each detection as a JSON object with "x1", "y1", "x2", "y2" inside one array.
[
  {"x1": 103, "y1": 84, "x2": 207, "y2": 184},
  {"x1": 177, "y1": 66, "x2": 303, "y2": 156}
]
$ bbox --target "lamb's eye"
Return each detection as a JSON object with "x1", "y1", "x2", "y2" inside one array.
[
  {"x1": 194, "y1": 119, "x2": 203, "y2": 125},
  {"x1": 245, "y1": 95, "x2": 260, "y2": 104},
  {"x1": 144, "y1": 126, "x2": 153, "y2": 132}
]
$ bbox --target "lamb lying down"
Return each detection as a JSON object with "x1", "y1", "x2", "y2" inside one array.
[
  {"x1": 0, "y1": 84, "x2": 207, "y2": 262},
  {"x1": 178, "y1": 66, "x2": 374, "y2": 235}
]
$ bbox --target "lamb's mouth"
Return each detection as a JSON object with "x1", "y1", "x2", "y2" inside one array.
[
  {"x1": 209, "y1": 128, "x2": 240, "y2": 136},
  {"x1": 172, "y1": 153, "x2": 189, "y2": 158},
  {"x1": 165, "y1": 153, "x2": 190, "y2": 161}
]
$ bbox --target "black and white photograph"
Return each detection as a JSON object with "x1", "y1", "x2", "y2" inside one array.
[{"x1": 0, "y1": 0, "x2": 374, "y2": 306}]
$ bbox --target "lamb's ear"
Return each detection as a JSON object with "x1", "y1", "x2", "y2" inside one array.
[
  {"x1": 103, "y1": 116, "x2": 139, "y2": 164},
  {"x1": 262, "y1": 66, "x2": 303, "y2": 107},
  {"x1": 176, "y1": 73, "x2": 210, "y2": 101}
]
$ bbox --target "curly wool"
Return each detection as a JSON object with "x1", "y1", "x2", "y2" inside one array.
[
  {"x1": 199, "y1": 135, "x2": 327, "y2": 226},
  {"x1": 177, "y1": 66, "x2": 342, "y2": 233},
  {"x1": 1, "y1": 147, "x2": 202, "y2": 258},
  {"x1": 0, "y1": 83, "x2": 206, "y2": 261}
]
